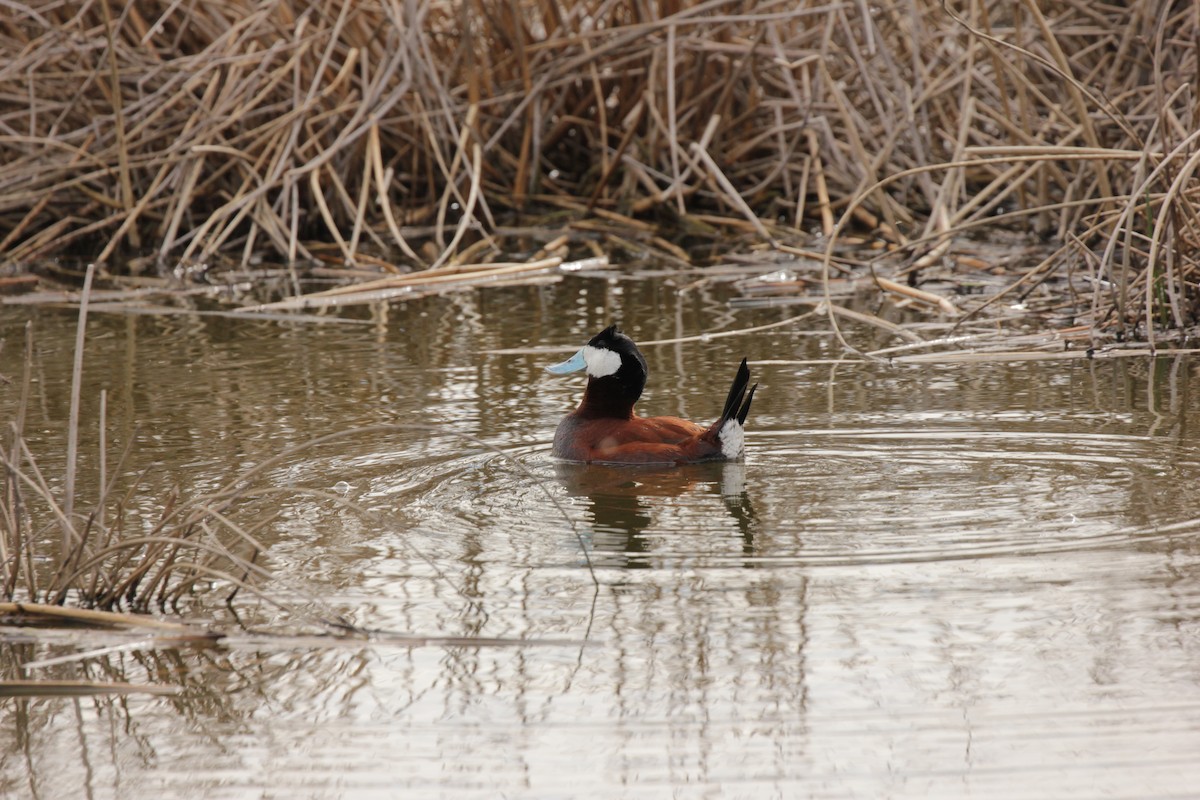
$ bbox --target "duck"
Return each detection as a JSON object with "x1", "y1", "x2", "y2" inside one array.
[{"x1": 545, "y1": 325, "x2": 756, "y2": 464}]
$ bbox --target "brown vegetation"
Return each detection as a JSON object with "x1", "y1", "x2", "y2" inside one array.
[
  {"x1": 1, "y1": 1, "x2": 1198, "y2": 336},
  {"x1": 1, "y1": 300, "x2": 274, "y2": 615}
]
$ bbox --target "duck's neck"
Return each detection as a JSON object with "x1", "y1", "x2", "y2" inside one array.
[{"x1": 576, "y1": 376, "x2": 637, "y2": 419}]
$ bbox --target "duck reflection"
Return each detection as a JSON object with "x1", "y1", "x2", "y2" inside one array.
[{"x1": 555, "y1": 461, "x2": 757, "y2": 568}]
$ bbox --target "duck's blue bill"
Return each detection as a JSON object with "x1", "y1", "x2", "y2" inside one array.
[{"x1": 545, "y1": 348, "x2": 587, "y2": 374}]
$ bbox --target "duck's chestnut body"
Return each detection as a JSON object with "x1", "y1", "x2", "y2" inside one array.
[{"x1": 546, "y1": 326, "x2": 756, "y2": 465}]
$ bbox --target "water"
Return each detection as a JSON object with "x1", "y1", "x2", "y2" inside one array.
[{"x1": 2, "y1": 276, "x2": 1200, "y2": 798}]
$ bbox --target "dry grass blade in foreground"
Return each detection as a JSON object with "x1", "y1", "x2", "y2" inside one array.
[
  {"x1": 1, "y1": 326, "x2": 280, "y2": 616},
  {"x1": 0, "y1": 298, "x2": 588, "y2": 637},
  {"x1": 0, "y1": 274, "x2": 358, "y2": 626},
  {"x1": 0, "y1": 1, "x2": 1197, "y2": 337}
]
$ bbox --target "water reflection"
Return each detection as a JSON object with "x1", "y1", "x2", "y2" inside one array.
[
  {"x1": 557, "y1": 462, "x2": 757, "y2": 568},
  {"x1": 2, "y1": 277, "x2": 1200, "y2": 797}
]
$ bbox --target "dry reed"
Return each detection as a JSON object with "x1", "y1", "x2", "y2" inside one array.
[
  {"x1": 1, "y1": 316, "x2": 279, "y2": 615},
  {"x1": 0, "y1": 309, "x2": 588, "y2": 622},
  {"x1": 0, "y1": 1, "x2": 1197, "y2": 336}
]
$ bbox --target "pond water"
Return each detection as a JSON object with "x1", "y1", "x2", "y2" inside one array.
[{"x1": 2, "y1": 275, "x2": 1200, "y2": 798}]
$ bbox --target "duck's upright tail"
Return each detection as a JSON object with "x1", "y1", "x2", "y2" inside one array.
[{"x1": 708, "y1": 358, "x2": 757, "y2": 458}]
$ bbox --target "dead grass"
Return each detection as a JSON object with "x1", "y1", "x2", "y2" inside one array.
[
  {"x1": 0, "y1": 1, "x2": 1197, "y2": 336},
  {"x1": 0, "y1": 280, "x2": 589, "y2": 625},
  {"x1": 0, "y1": 298, "x2": 274, "y2": 614}
]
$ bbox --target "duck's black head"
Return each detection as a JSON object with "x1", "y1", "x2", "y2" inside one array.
[
  {"x1": 546, "y1": 324, "x2": 648, "y2": 418},
  {"x1": 585, "y1": 324, "x2": 648, "y2": 400}
]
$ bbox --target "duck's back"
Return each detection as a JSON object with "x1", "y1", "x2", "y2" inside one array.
[{"x1": 552, "y1": 413, "x2": 719, "y2": 464}]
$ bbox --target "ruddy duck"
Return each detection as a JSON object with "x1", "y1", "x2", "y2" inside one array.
[{"x1": 546, "y1": 325, "x2": 756, "y2": 464}]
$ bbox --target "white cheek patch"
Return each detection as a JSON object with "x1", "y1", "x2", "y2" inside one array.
[
  {"x1": 582, "y1": 345, "x2": 622, "y2": 378},
  {"x1": 718, "y1": 419, "x2": 745, "y2": 459}
]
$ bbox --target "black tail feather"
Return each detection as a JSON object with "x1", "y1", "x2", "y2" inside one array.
[
  {"x1": 719, "y1": 358, "x2": 752, "y2": 423},
  {"x1": 737, "y1": 382, "x2": 757, "y2": 425}
]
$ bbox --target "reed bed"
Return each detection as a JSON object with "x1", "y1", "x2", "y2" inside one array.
[
  {"x1": 0, "y1": 274, "x2": 579, "y2": 633},
  {"x1": 1, "y1": 319, "x2": 274, "y2": 617},
  {"x1": 1, "y1": 1, "x2": 1198, "y2": 336}
]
